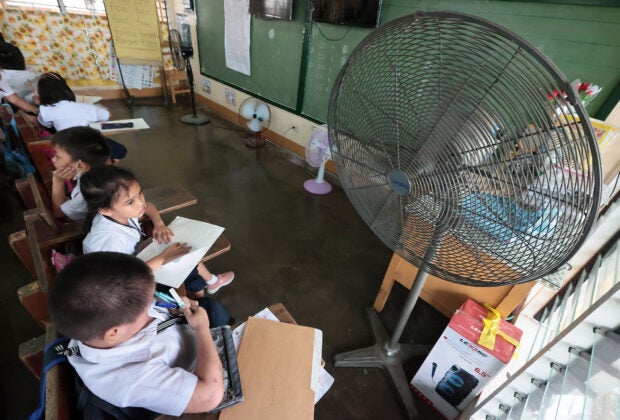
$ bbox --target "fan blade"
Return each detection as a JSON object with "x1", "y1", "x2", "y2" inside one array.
[
  {"x1": 247, "y1": 118, "x2": 262, "y2": 133},
  {"x1": 240, "y1": 101, "x2": 257, "y2": 120},
  {"x1": 255, "y1": 102, "x2": 270, "y2": 121}
]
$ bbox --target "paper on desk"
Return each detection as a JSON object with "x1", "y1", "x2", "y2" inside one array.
[
  {"x1": 136, "y1": 216, "x2": 224, "y2": 287},
  {"x1": 232, "y1": 307, "x2": 334, "y2": 404},
  {"x1": 89, "y1": 118, "x2": 150, "y2": 132}
]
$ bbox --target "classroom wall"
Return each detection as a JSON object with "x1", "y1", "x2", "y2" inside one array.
[{"x1": 187, "y1": 0, "x2": 620, "y2": 154}]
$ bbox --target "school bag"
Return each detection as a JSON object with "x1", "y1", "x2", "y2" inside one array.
[
  {"x1": 0, "y1": 103, "x2": 35, "y2": 178},
  {"x1": 29, "y1": 336, "x2": 157, "y2": 420}
]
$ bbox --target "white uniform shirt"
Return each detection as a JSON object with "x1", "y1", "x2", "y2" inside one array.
[
  {"x1": 0, "y1": 69, "x2": 37, "y2": 99},
  {"x1": 68, "y1": 305, "x2": 198, "y2": 416},
  {"x1": 0, "y1": 76, "x2": 15, "y2": 99},
  {"x1": 59, "y1": 179, "x2": 87, "y2": 221},
  {"x1": 82, "y1": 213, "x2": 142, "y2": 254},
  {"x1": 37, "y1": 100, "x2": 110, "y2": 131}
]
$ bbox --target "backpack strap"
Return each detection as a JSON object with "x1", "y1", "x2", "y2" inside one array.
[{"x1": 28, "y1": 336, "x2": 71, "y2": 420}]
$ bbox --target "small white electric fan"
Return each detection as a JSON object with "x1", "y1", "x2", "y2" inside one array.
[
  {"x1": 238, "y1": 98, "x2": 271, "y2": 148},
  {"x1": 304, "y1": 124, "x2": 332, "y2": 195}
]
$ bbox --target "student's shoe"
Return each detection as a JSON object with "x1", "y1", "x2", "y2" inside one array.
[{"x1": 207, "y1": 272, "x2": 235, "y2": 294}]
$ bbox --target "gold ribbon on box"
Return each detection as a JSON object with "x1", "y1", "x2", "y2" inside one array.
[{"x1": 478, "y1": 303, "x2": 520, "y2": 359}]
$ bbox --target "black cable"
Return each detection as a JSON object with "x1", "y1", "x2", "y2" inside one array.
[{"x1": 315, "y1": 23, "x2": 351, "y2": 42}]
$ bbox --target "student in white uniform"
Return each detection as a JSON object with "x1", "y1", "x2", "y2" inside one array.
[
  {"x1": 81, "y1": 165, "x2": 235, "y2": 296},
  {"x1": 50, "y1": 127, "x2": 110, "y2": 221},
  {"x1": 48, "y1": 252, "x2": 232, "y2": 416},
  {"x1": 36, "y1": 72, "x2": 127, "y2": 161},
  {"x1": 0, "y1": 69, "x2": 39, "y2": 116}
]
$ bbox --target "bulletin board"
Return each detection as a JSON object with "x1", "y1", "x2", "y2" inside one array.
[{"x1": 103, "y1": 0, "x2": 162, "y2": 65}]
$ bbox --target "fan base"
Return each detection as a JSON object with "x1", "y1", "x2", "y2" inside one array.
[
  {"x1": 334, "y1": 307, "x2": 430, "y2": 419},
  {"x1": 245, "y1": 136, "x2": 266, "y2": 148},
  {"x1": 180, "y1": 113, "x2": 211, "y2": 125},
  {"x1": 304, "y1": 179, "x2": 332, "y2": 195}
]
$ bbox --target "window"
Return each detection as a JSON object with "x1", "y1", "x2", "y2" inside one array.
[{"x1": 4, "y1": 0, "x2": 106, "y2": 14}]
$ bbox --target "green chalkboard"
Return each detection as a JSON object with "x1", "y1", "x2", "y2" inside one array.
[
  {"x1": 195, "y1": 1, "x2": 305, "y2": 109},
  {"x1": 196, "y1": 0, "x2": 620, "y2": 122}
]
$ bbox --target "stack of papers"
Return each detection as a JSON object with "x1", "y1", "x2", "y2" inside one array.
[{"x1": 231, "y1": 307, "x2": 335, "y2": 405}]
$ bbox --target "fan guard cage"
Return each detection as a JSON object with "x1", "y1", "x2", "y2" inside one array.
[
  {"x1": 238, "y1": 98, "x2": 271, "y2": 132},
  {"x1": 328, "y1": 11, "x2": 601, "y2": 287},
  {"x1": 169, "y1": 29, "x2": 185, "y2": 71}
]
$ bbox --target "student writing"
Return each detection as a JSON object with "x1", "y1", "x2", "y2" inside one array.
[
  {"x1": 36, "y1": 72, "x2": 127, "y2": 162},
  {"x1": 81, "y1": 165, "x2": 235, "y2": 296},
  {"x1": 47, "y1": 252, "x2": 232, "y2": 415}
]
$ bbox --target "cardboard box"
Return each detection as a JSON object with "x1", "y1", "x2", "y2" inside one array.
[{"x1": 410, "y1": 299, "x2": 522, "y2": 419}]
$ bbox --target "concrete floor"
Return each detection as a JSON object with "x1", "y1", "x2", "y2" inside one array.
[{"x1": 2, "y1": 98, "x2": 448, "y2": 419}]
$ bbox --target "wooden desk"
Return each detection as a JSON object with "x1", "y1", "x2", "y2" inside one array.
[{"x1": 374, "y1": 252, "x2": 535, "y2": 319}]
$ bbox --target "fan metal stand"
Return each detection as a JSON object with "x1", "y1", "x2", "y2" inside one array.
[
  {"x1": 245, "y1": 131, "x2": 265, "y2": 148},
  {"x1": 180, "y1": 58, "x2": 210, "y2": 125},
  {"x1": 334, "y1": 263, "x2": 433, "y2": 419}
]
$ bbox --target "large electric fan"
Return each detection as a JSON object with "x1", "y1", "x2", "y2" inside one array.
[
  {"x1": 329, "y1": 11, "x2": 601, "y2": 418},
  {"x1": 238, "y1": 98, "x2": 271, "y2": 148},
  {"x1": 304, "y1": 124, "x2": 332, "y2": 195},
  {"x1": 169, "y1": 29, "x2": 210, "y2": 125}
]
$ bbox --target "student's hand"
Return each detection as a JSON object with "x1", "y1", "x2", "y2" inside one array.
[
  {"x1": 180, "y1": 297, "x2": 210, "y2": 332},
  {"x1": 159, "y1": 242, "x2": 191, "y2": 264},
  {"x1": 152, "y1": 221, "x2": 174, "y2": 244},
  {"x1": 52, "y1": 165, "x2": 77, "y2": 180}
]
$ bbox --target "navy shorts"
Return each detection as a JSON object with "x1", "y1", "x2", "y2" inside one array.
[{"x1": 106, "y1": 138, "x2": 127, "y2": 160}]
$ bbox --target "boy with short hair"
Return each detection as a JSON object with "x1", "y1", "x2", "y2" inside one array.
[
  {"x1": 50, "y1": 126, "x2": 110, "y2": 220},
  {"x1": 48, "y1": 252, "x2": 227, "y2": 415}
]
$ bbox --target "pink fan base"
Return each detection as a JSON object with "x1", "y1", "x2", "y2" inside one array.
[{"x1": 304, "y1": 179, "x2": 332, "y2": 195}]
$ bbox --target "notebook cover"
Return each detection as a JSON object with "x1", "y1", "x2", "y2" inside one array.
[{"x1": 219, "y1": 317, "x2": 315, "y2": 420}]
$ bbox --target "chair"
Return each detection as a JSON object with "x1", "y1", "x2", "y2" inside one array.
[{"x1": 165, "y1": 69, "x2": 191, "y2": 104}]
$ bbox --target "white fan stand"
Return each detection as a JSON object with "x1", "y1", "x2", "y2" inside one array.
[
  {"x1": 304, "y1": 125, "x2": 332, "y2": 195},
  {"x1": 304, "y1": 160, "x2": 332, "y2": 195}
]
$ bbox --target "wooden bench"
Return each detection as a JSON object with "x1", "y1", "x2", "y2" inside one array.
[{"x1": 11, "y1": 175, "x2": 200, "y2": 276}]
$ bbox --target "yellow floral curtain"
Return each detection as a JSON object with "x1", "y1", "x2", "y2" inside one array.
[
  {"x1": 0, "y1": 8, "x2": 172, "y2": 88},
  {"x1": 0, "y1": 8, "x2": 116, "y2": 87}
]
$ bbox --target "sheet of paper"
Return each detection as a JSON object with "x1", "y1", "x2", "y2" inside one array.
[
  {"x1": 89, "y1": 118, "x2": 150, "y2": 132},
  {"x1": 231, "y1": 307, "x2": 334, "y2": 404},
  {"x1": 136, "y1": 216, "x2": 224, "y2": 287},
  {"x1": 224, "y1": 0, "x2": 251, "y2": 75}
]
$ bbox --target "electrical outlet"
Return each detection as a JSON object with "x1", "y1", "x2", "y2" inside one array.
[
  {"x1": 225, "y1": 88, "x2": 236, "y2": 106},
  {"x1": 201, "y1": 78, "x2": 211, "y2": 95}
]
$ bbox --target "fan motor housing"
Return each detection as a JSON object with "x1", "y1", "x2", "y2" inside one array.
[{"x1": 387, "y1": 169, "x2": 412, "y2": 196}]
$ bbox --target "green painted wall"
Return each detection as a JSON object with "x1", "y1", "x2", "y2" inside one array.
[{"x1": 196, "y1": 1, "x2": 620, "y2": 122}]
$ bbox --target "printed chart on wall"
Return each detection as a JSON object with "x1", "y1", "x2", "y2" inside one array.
[{"x1": 103, "y1": 0, "x2": 162, "y2": 65}]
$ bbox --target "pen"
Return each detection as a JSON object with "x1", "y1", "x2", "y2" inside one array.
[
  {"x1": 154, "y1": 291, "x2": 177, "y2": 304},
  {"x1": 155, "y1": 301, "x2": 177, "y2": 309},
  {"x1": 168, "y1": 288, "x2": 186, "y2": 308}
]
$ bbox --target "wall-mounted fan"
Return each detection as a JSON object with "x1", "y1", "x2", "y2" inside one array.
[
  {"x1": 169, "y1": 28, "x2": 210, "y2": 125},
  {"x1": 238, "y1": 98, "x2": 271, "y2": 148},
  {"x1": 304, "y1": 124, "x2": 332, "y2": 195}
]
